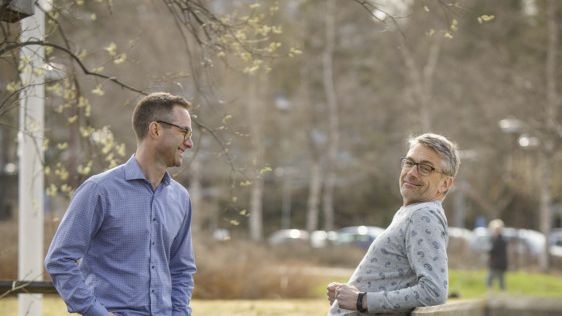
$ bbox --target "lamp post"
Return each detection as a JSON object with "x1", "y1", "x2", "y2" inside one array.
[
  {"x1": 453, "y1": 149, "x2": 477, "y2": 228},
  {"x1": 498, "y1": 118, "x2": 523, "y2": 183},
  {"x1": 499, "y1": 118, "x2": 551, "y2": 271},
  {"x1": 533, "y1": 138, "x2": 552, "y2": 272}
]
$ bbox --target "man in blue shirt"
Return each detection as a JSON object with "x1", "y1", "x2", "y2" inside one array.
[{"x1": 45, "y1": 92, "x2": 197, "y2": 316}]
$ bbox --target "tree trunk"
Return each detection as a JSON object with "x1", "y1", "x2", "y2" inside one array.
[
  {"x1": 538, "y1": 0, "x2": 559, "y2": 272},
  {"x1": 248, "y1": 75, "x2": 264, "y2": 241},
  {"x1": 189, "y1": 157, "x2": 202, "y2": 233},
  {"x1": 537, "y1": 151, "x2": 551, "y2": 271},
  {"x1": 306, "y1": 161, "x2": 323, "y2": 232},
  {"x1": 400, "y1": 36, "x2": 441, "y2": 131},
  {"x1": 321, "y1": 0, "x2": 338, "y2": 231},
  {"x1": 298, "y1": 8, "x2": 325, "y2": 233}
]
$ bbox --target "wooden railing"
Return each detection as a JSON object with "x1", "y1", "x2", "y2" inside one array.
[
  {"x1": 1, "y1": 281, "x2": 561, "y2": 315},
  {"x1": 0, "y1": 280, "x2": 57, "y2": 298},
  {"x1": 413, "y1": 296, "x2": 562, "y2": 316}
]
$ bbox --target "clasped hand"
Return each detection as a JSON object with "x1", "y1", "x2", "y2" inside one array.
[{"x1": 326, "y1": 282, "x2": 361, "y2": 310}]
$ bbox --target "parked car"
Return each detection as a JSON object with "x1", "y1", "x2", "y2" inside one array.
[
  {"x1": 549, "y1": 229, "x2": 562, "y2": 257},
  {"x1": 447, "y1": 227, "x2": 475, "y2": 250},
  {"x1": 447, "y1": 227, "x2": 477, "y2": 268},
  {"x1": 470, "y1": 226, "x2": 546, "y2": 268},
  {"x1": 310, "y1": 230, "x2": 338, "y2": 248},
  {"x1": 268, "y1": 229, "x2": 309, "y2": 247},
  {"x1": 335, "y1": 226, "x2": 385, "y2": 250},
  {"x1": 448, "y1": 227, "x2": 475, "y2": 244},
  {"x1": 471, "y1": 227, "x2": 545, "y2": 255}
]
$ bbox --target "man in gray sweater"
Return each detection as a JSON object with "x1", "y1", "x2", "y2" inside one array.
[{"x1": 327, "y1": 133, "x2": 460, "y2": 315}]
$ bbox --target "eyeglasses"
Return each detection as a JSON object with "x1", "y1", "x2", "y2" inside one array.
[
  {"x1": 156, "y1": 120, "x2": 192, "y2": 141},
  {"x1": 400, "y1": 157, "x2": 445, "y2": 176}
]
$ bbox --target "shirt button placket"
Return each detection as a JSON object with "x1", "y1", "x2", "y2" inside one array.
[{"x1": 149, "y1": 193, "x2": 157, "y2": 312}]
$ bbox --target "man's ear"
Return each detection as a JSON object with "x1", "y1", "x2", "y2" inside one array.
[
  {"x1": 148, "y1": 121, "x2": 159, "y2": 139},
  {"x1": 440, "y1": 176, "x2": 454, "y2": 195}
]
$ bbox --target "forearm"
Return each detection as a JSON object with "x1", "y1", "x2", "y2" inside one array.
[{"x1": 365, "y1": 276, "x2": 447, "y2": 313}]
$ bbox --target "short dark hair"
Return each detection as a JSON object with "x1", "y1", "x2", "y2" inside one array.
[{"x1": 132, "y1": 92, "x2": 191, "y2": 140}]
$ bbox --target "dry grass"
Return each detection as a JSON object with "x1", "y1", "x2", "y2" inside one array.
[
  {"x1": 1, "y1": 222, "x2": 341, "y2": 300},
  {"x1": 0, "y1": 219, "x2": 18, "y2": 279},
  {"x1": 193, "y1": 239, "x2": 326, "y2": 299},
  {"x1": 0, "y1": 218, "x2": 60, "y2": 282},
  {"x1": 0, "y1": 296, "x2": 329, "y2": 316}
]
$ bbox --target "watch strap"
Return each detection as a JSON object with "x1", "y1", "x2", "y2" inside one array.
[{"x1": 356, "y1": 291, "x2": 367, "y2": 313}]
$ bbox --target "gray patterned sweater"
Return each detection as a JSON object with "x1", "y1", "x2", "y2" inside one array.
[{"x1": 328, "y1": 201, "x2": 449, "y2": 315}]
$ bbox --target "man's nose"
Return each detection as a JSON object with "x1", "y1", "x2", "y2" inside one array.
[
  {"x1": 406, "y1": 165, "x2": 420, "y2": 177},
  {"x1": 184, "y1": 137, "x2": 193, "y2": 149}
]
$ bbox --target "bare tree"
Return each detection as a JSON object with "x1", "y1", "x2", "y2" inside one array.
[
  {"x1": 537, "y1": 0, "x2": 560, "y2": 271},
  {"x1": 400, "y1": 35, "x2": 442, "y2": 131},
  {"x1": 321, "y1": 0, "x2": 339, "y2": 231}
]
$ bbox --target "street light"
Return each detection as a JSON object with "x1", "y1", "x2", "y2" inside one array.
[
  {"x1": 498, "y1": 118, "x2": 523, "y2": 134},
  {"x1": 518, "y1": 134, "x2": 540, "y2": 148},
  {"x1": 452, "y1": 149, "x2": 478, "y2": 228},
  {"x1": 498, "y1": 118, "x2": 523, "y2": 184},
  {"x1": 498, "y1": 117, "x2": 552, "y2": 271}
]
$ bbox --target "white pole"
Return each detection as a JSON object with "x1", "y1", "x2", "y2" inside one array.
[{"x1": 18, "y1": 3, "x2": 45, "y2": 316}]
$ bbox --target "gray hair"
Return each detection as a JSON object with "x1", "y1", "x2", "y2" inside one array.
[{"x1": 409, "y1": 133, "x2": 460, "y2": 177}]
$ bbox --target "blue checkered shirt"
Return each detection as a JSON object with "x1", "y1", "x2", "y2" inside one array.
[{"x1": 45, "y1": 156, "x2": 196, "y2": 316}]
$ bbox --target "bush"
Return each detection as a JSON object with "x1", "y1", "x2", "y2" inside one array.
[{"x1": 192, "y1": 238, "x2": 320, "y2": 299}]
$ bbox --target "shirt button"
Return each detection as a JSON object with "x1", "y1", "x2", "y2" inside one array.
[
  {"x1": 151, "y1": 289, "x2": 155, "y2": 293},
  {"x1": 152, "y1": 218, "x2": 156, "y2": 222},
  {"x1": 152, "y1": 241, "x2": 155, "y2": 245},
  {"x1": 152, "y1": 265, "x2": 155, "y2": 269}
]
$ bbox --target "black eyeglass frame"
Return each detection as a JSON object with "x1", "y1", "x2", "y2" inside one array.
[
  {"x1": 399, "y1": 157, "x2": 448, "y2": 176},
  {"x1": 156, "y1": 120, "x2": 192, "y2": 141}
]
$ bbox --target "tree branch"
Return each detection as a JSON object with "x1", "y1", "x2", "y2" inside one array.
[{"x1": 1, "y1": 40, "x2": 147, "y2": 95}]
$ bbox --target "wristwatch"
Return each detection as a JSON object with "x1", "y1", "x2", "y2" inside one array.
[{"x1": 356, "y1": 291, "x2": 367, "y2": 313}]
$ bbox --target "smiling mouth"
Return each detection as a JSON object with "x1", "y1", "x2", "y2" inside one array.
[{"x1": 403, "y1": 180, "x2": 421, "y2": 187}]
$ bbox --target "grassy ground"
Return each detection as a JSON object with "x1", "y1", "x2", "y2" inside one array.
[
  {"x1": 1, "y1": 270, "x2": 562, "y2": 315},
  {"x1": 0, "y1": 297, "x2": 329, "y2": 316},
  {"x1": 448, "y1": 269, "x2": 562, "y2": 298}
]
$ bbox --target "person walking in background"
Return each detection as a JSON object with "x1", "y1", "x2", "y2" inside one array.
[
  {"x1": 45, "y1": 92, "x2": 197, "y2": 315},
  {"x1": 487, "y1": 219, "x2": 508, "y2": 291},
  {"x1": 326, "y1": 133, "x2": 460, "y2": 315}
]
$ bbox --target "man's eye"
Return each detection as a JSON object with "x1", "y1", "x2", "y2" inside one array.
[{"x1": 419, "y1": 165, "x2": 433, "y2": 172}]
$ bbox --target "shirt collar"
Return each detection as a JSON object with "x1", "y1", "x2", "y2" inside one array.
[{"x1": 124, "y1": 155, "x2": 171, "y2": 186}]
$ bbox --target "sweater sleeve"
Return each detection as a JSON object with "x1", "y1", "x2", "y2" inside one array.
[{"x1": 366, "y1": 206, "x2": 448, "y2": 313}]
